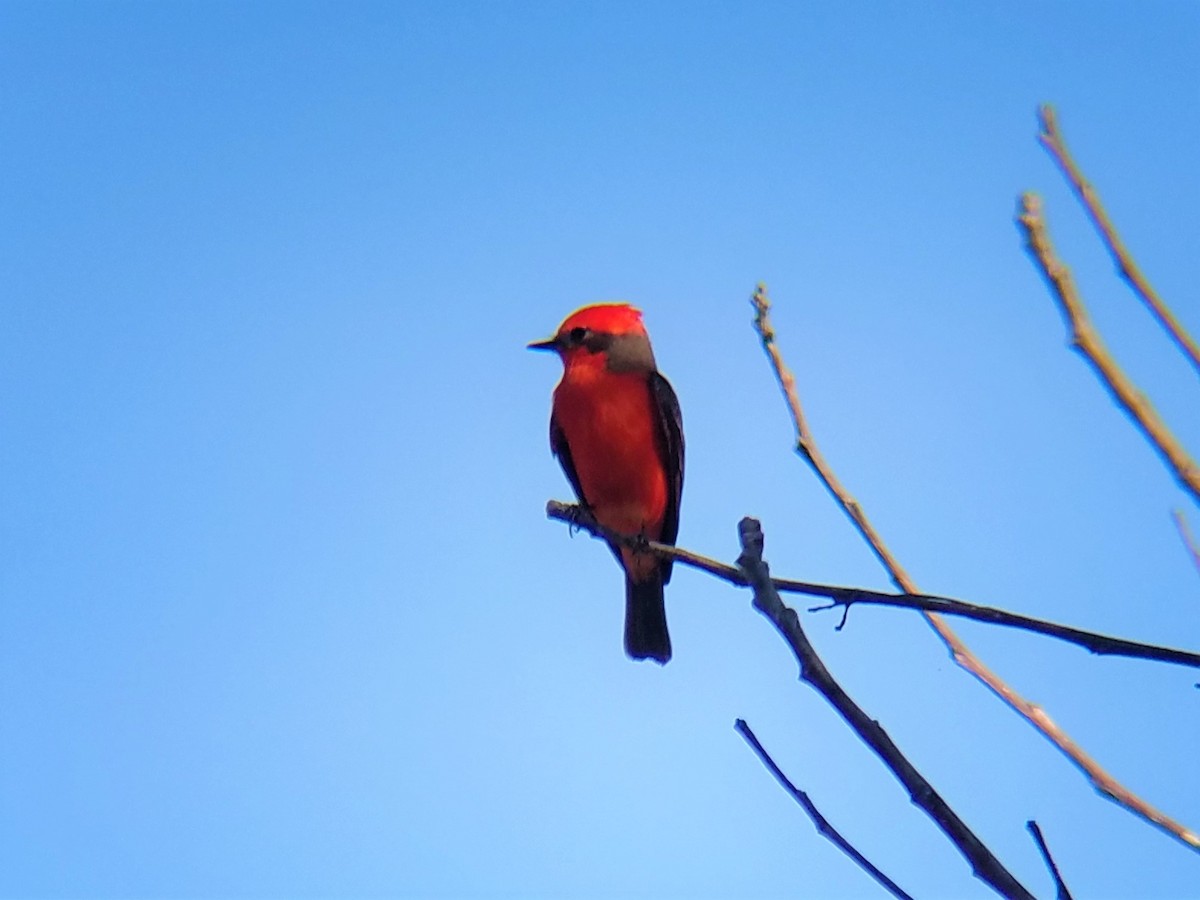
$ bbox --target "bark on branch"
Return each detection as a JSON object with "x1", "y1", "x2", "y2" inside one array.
[
  {"x1": 736, "y1": 518, "x2": 1034, "y2": 900},
  {"x1": 544, "y1": 500, "x2": 1200, "y2": 670},
  {"x1": 734, "y1": 719, "x2": 914, "y2": 900},
  {"x1": 1036, "y1": 104, "x2": 1200, "y2": 377},
  {"x1": 807, "y1": 591, "x2": 1200, "y2": 670},
  {"x1": 1026, "y1": 820, "x2": 1074, "y2": 900},
  {"x1": 749, "y1": 284, "x2": 1200, "y2": 852},
  {"x1": 1017, "y1": 193, "x2": 1200, "y2": 505}
]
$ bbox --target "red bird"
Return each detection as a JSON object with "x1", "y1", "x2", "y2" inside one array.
[{"x1": 529, "y1": 303, "x2": 684, "y2": 664}]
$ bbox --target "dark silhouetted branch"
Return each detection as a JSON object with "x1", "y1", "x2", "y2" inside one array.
[
  {"x1": 1026, "y1": 820, "x2": 1073, "y2": 900},
  {"x1": 749, "y1": 285, "x2": 1200, "y2": 851},
  {"x1": 806, "y1": 591, "x2": 1200, "y2": 670},
  {"x1": 544, "y1": 500, "x2": 1200, "y2": 670},
  {"x1": 735, "y1": 719, "x2": 914, "y2": 900},
  {"x1": 546, "y1": 499, "x2": 746, "y2": 584},
  {"x1": 736, "y1": 518, "x2": 1034, "y2": 900}
]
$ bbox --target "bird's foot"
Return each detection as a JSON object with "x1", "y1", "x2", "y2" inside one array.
[{"x1": 563, "y1": 503, "x2": 598, "y2": 535}]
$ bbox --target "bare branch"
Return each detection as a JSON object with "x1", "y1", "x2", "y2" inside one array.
[
  {"x1": 735, "y1": 719, "x2": 914, "y2": 900},
  {"x1": 546, "y1": 499, "x2": 746, "y2": 584},
  {"x1": 748, "y1": 285, "x2": 915, "y2": 593},
  {"x1": 1017, "y1": 193, "x2": 1200, "y2": 505},
  {"x1": 749, "y1": 284, "x2": 1200, "y2": 852},
  {"x1": 1036, "y1": 104, "x2": 1200, "y2": 377},
  {"x1": 1026, "y1": 820, "x2": 1073, "y2": 900},
  {"x1": 736, "y1": 519, "x2": 1034, "y2": 900},
  {"x1": 1172, "y1": 509, "x2": 1200, "y2": 577},
  {"x1": 806, "y1": 591, "x2": 1200, "y2": 671},
  {"x1": 545, "y1": 500, "x2": 1200, "y2": 670}
]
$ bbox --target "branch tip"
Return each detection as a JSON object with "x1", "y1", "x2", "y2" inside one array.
[
  {"x1": 1033, "y1": 103, "x2": 1200, "y2": 377},
  {"x1": 735, "y1": 719, "x2": 915, "y2": 900},
  {"x1": 750, "y1": 285, "x2": 1200, "y2": 851}
]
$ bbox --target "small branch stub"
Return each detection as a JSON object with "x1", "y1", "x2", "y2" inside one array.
[{"x1": 546, "y1": 500, "x2": 1200, "y2": 669}]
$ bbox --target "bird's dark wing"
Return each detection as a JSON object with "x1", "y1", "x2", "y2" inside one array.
[
  {"x1": 649, "y1": 371, "x2": 684, "y2": 583},
  {"x1": 551, "y1": 412, "x2": 624, "y2": 567},
  {"x1": 549, "y1": 412, "x2": 586, "y2": 506}
]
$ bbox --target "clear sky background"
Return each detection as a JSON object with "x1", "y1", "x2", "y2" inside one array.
[{"x1": 2, "y1": 2, "x2": 1199, "y2": 897}]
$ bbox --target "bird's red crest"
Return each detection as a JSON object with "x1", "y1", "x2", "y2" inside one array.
[{"x1": 556, "y1": 303, "x2": 647, "y2": 337}]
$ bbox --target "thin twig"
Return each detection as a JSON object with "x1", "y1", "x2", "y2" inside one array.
[
  {"x1": 806, "y1": 591, "x2": 1200, "y2": 670},
  {"x1": 736, "y1": 519, "x2": 1034, "y2": 900},
  {"x1": 1018, "y1": 193, "x2": 1200, "y2": 504},
  {"x1": 734, "y1": 719, "x2": 914, "y2": 900},
  {"x1": 749, "y1": 284, "x2": 1200, "y2": 852},
  {"x1": 1026, "y1": 821, "x2": 1073, "y2": 900},
  {"x1": 1172, "y1": 509, "x2": 1200, "y2": 577},
  {"x1": 748, "y1": 287, "x2": 913, "y2": 592},
  {"x1": 545, "y1": 500, "x2": 1200, "y2": 670},
  {"x1": 1036, "y1": 104, "x2": 1200, "y2": 377}
]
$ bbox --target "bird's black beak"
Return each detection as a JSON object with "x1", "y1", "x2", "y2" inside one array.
[{"x1": 526, "y1": 336, "x2": 560, "y2": 352}]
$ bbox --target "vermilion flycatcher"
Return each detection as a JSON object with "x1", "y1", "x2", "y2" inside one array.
[{"x1": 529, "y1": 303, "x2": 684, "y2": 664}]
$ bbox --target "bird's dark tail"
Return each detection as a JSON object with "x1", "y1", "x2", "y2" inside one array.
[{"x1": 624, "y1": 574, "x2": 672, "y2": 664}]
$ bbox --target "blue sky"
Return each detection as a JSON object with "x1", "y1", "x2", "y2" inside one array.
[{"x1": 2, "y1": 1, "x2": 1198, "y2": 897}]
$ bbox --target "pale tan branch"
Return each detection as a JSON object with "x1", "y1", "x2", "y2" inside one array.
[
  {"x1": 1036, "y1": 104, "x2": 1200, "y2": 377},
  {"x1": 749, "y1": 283, "x2": 1200, "y2": 852},
  {"x1": 1172, "y1": 509, "x2": 1200, "y2": 578},
  {"x1": 747, "y1": 286, "x2": 913, "y2": 593},
  {"x1": 1017, "y1": 194, "x2": 1200, "y2": 506}
]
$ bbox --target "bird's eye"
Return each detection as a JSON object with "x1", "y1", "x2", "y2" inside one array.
[{"x1": 569, "y1": 326, "x2": 588, "y2": 344}]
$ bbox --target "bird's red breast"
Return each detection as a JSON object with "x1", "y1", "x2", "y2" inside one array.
[{"x1": 552, "y1": 364, "x2": 670, "y2": 581}]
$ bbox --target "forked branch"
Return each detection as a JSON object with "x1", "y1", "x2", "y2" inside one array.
[
  {"x1": 749, "y1": 284, "x2": 1199, "y2": 851},
  {"x1": 544, "y1": 500, "x2": 1200, "y2": 671},
  {"x1": 736, "y1": 519, "x2": 1033, "y2": 899}
]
